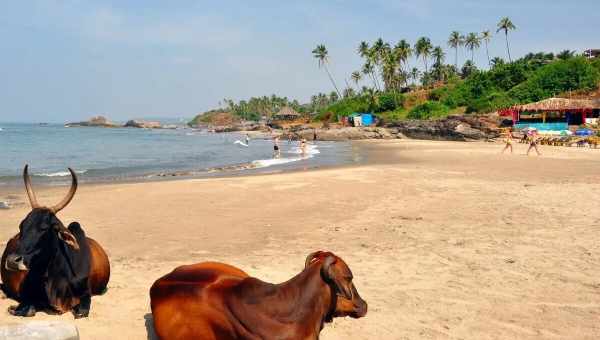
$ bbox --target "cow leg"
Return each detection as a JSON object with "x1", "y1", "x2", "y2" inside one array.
[
  {"x1": 73, "y1": 294, "x2": 91, "y2": 319},
  {"x1": 8, "y1": 303, "x2": 36, "y2": 317}
]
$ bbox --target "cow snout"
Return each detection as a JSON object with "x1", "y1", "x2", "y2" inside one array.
[
  {"x1": 5, "y1": 254, "x2": 28, "y2": 271},
  {"x1": 352, "y1": 298, "x2": 368, "y2": 318}
]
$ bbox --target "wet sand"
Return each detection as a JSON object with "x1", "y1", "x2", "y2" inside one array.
[{"x1": 1, "y1": 139, "x2": 600, "y2": 339}]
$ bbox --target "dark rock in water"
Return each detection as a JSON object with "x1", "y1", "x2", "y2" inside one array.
[
  {"x1": 0, "y1": 321, "x2": 79, "y2": 340},
  {"x1": 65, "y1": 116, "x2": 118, "y2": 128},
  {"x1": 124, "y1": 120, "x2": 162, "y2": 129}
]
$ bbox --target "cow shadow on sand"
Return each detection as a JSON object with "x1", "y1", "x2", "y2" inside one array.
[{"x1": 144, "y1": 313, "x2": 158, "y2": 340}]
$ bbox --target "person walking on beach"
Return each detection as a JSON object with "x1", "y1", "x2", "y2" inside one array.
[
  {"x1": 526, "y1": 130, "x2": 541, "y2": 156},
  {"x1": 501, "y1": 128, "x2": 514, "y2": 154},
  {"x1": 273, "y1": 136, "x2": 281, "y2": 158},
  {"x1": 245, "y1": 134, "x2": 250, "y2": 146}
]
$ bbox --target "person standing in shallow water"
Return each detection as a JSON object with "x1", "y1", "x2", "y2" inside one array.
[
  {"x1": 501, "y1": 128, "x2": 514, "y2": 154},
  {"x1": 300, "y1": 138, "x2": 307, "y2": 157},
  {"x1": 273, "y1": 136, "x2": 281, "y2": 158},
  {"x1": 245, "y1": 134, "x2": 250, "y2": 146}
]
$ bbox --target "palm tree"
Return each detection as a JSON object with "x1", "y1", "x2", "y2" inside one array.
[
  {"x1": 557, "y1": 50, "x2": 575, "y2": 60},
  {"x1": 371, "y1": 38, "x2": 386, "y2": 90},
  {"x1": 481, "y1": 30, "x2": 492, "y2": 67},
  {"x1": 432, "y1": 46, "x2": 446, "y2": 81},
  {"x1": 394, "y1": 39, "x2": 412, "y2": 82},
  {"x1": 491, "y1": 57, "x2": 505, "y2": 67},
  {"x1": 497, "y1": 17, "x2": 516, "y2": 62},
  {"x1": 312, "y1": 44, "x2": 341, "y2": 98},
  {"x1": 410, "y1": 67, "x2": 420, "y2": 86},
  {"x1": 448, "y1": 31, "x2": 462, "y2": 69},
  {"x1": 464, "y1": 33, "x2": 481, "y2": 63},
  {"x1": 351, "y1": 71, "x2": 362, "y2": 91},
  {"x1": 362, "y1": 62, "x2": 378, "y2": 90},
  {"x1": 415, "y1": 37, "x2": 433, "y2": 73},
  {"x1": 358, "y1": 41, "x2": 380, "y2": 91}
]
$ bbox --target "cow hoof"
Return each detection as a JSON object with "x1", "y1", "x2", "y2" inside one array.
[{"x1": 8, "y1": 304, "x2": 36, "y2": 317}]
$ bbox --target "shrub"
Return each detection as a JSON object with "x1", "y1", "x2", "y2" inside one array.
[
  {"x1": 376, "y1": 92, "x2": 398, "y2": 112},
  {"x1": 508, "y1": 57, "x2": 600, "y2": 102},
  {"x1": 407, "y1": 101, "x2": 450, "y2": 119}
]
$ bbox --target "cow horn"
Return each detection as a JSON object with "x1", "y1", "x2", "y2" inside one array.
[
  {"x1": 23, "y1": 165, "x2": 40, "y2": 209},
  {"x1": 50, "y1": 168, "x2": 78, "y2": 213},
  {"x1": 305, "y1": 251, "x2": 322, "y2": 268}
]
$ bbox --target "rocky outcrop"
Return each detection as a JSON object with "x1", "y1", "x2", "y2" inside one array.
[
  {"x1": 65, "y1": 116, "x2": 118, "y2": 128},
  {"x1": 387, "y1": 115, "x2": 501, "y2": 141},
  {"x1": 124, "y1": 120, "x2": 162, "y2": 129},
  {"x1": 287, "y1": 127, "x2": 395, "y2": 141},
  {"x1": 279, "y1": 115, "x2": 500, "y2": 141}
]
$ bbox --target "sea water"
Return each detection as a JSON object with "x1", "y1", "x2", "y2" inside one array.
[{"x1": 0, "y1": 123, "x2": 361, "y2": 186}]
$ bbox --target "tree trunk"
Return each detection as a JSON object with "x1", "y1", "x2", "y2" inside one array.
[
  {"x1": 505, "y1": 32, "x2": 512, "y2": 62},
  {"x1": 455, "y1": 47, "x2": 458, "y2": 69},
  {"x1": 485, "y1": 41, "x2": 490, "y2": 68},
  {"x1": 324, "y1": 64, "x2": 342, "y2": 98}
]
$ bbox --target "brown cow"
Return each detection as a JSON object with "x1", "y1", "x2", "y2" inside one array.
[
  {"x1": 150, "y1": 251, "x2": 367, "y2": 340},
  {"x1": 0, "y1": 165, "x2": 110, "y2": 317}
]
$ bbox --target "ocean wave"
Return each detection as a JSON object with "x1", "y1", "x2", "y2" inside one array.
[
  {"x1": 36, "y1": 170, "x2": 88, "y2": 177},
  {"x1": 252, "y1": 144, "x2": 317, "y2": 168}
]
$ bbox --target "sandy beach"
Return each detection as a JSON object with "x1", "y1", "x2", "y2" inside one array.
[{"x1": 1, "y1": 139, "x2": 600, "y2": 339}]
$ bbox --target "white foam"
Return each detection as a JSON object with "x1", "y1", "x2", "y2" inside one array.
[
  {"x1": 37, "y1": 170, "x2": 88, "y2": 177},
  {"x1": 234, "y1": 140, "x2": 249, "y2": 147},
  {"x1": 252, "y1": 157, "x2": 304, "y2": 168},
  {"x1": 288, "y1": 143, "x2": 320, "y2": 155},
  {"x1": 251, "y1": 144, "x2": 318, "y2": 169}
]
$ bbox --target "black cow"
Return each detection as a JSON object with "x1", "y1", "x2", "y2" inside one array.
[{"x1": 1, "y1": 165, "x2": 110, "y2": 318}]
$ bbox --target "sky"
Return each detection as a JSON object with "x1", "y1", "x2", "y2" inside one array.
[{"x1": 1, "y1": 0, "x2": 599, "y2": 123}]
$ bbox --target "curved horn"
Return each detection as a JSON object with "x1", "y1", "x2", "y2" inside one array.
[
  {"x1": 23, "y1": 164, "x2": 40, "y2": 209},
  {"x1": 50, "y1": 168, "x2": 78, "y2": 213}
]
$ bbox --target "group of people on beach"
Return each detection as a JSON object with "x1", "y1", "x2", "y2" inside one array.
[{"x1": 501, "y1": 128, "x2": 541, "y2": 156}]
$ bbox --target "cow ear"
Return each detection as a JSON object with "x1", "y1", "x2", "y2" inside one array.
[
  {"x1": 58, "y1": 230, "x2": 80, "y2": 250},
  {"x1": 321, "y1": 255, "x2": 352, "y2": 299}
]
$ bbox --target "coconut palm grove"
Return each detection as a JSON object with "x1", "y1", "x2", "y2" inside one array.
[{"x1": 194, "y1": 17, "x2": 599, "y2": 126}]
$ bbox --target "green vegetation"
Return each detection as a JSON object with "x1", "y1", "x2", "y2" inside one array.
[
  {"x1": 193, "y1": 16, "x2": 600, "y2": 127},
  {"x1": 315, "y1": 54, "x2": 599, "y2": 123}
]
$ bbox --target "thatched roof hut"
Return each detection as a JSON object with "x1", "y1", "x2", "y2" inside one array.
[
  {"x1": 513, "y1": 98, "x2": 600, "y2": 112},
  {"x1": 272, "y1": 106, "x2": 302, "y2": 121}
]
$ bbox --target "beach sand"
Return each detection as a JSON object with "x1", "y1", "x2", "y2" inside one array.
[{"x1": 1, "y1": 139, "x2": 600, "y2": 339}]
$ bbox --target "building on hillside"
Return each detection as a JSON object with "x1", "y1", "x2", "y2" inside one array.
[
  {"x1": 271, "y1": 106, "x2": 303, "y2": 121},
  {"x1": 499, "y1": 97, "x2": 600, "y2": 132},
  {"x1": 584, "y1": 49, "x2": 600, "y2": 59}
]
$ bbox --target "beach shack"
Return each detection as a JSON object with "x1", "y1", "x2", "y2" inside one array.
[
  {"x1": 272, "y1": 106, "x2": 302, "y2": 121},
  {"x1": 499, "y1": 98, "x2": 600, "y2": 133},
  {"x1": 347, "y1": 113, "x2": 374, "y2": 127}
]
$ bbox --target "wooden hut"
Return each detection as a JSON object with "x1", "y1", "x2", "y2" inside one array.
[
  {"x1": 272, "y1": 106, "x2": 302, "y2": 121},
  {"x1": 499, "y1": 98, "x2": 600, "y2": 131}
]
